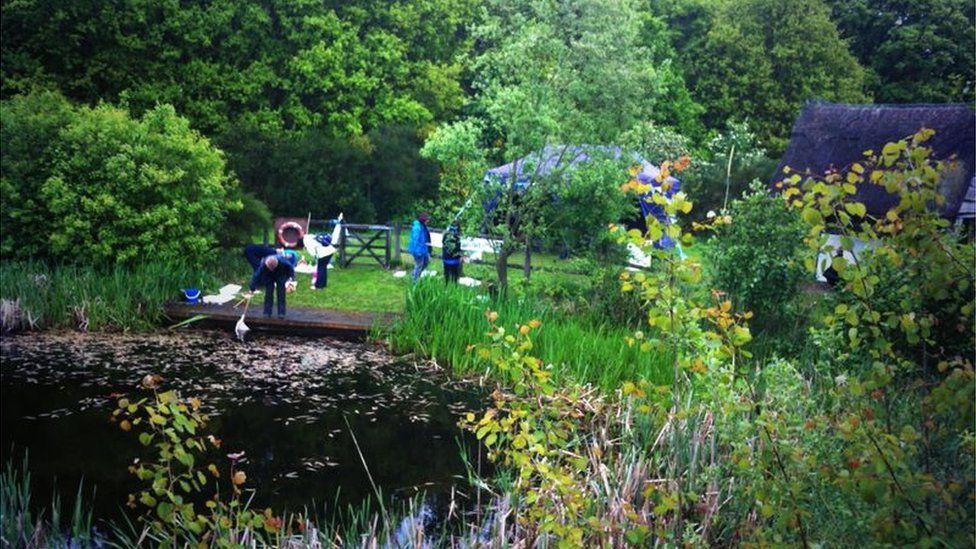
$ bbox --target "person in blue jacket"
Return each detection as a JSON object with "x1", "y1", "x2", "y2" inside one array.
[
  {"x1": 245, "y1": 253, "x2": 296, "y2": 318},
  {"x1": 408, "y1": 212, "x2": 432, "y2": 282}
]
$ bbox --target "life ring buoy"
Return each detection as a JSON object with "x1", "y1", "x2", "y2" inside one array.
[{"x1": 276, "y1": 221, "x2": 305, "y2": 248}]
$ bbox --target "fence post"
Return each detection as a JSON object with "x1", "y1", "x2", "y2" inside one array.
[
  {"x1": 263, "y1": 226, "x2": 270, "y2": 245},
  {"x1": 385, "y1": 221, "x2": 392, "y2": 268},
  {"x1": 339, "y1": 224, "x2": 347, "y2": 267},
  {"x1": 393, "y1": 222, "x2": 402, "y2": 265}
]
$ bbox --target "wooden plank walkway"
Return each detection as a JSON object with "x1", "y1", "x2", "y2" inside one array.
[{"x1": 163, "y1": 302, "x2": 400, "y2": 338}]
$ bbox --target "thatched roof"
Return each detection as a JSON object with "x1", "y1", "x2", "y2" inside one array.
[{"x1": 772, "y1": 101, "x2": 976, "y2": 219}]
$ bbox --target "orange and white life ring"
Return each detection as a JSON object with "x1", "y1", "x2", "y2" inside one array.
[{"x1": 276, "y1": 221, "x2": 305, "y2": 248}]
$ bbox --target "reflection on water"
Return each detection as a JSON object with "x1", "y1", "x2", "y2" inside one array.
[{"x1": 0, "y1": 331, "x2": 487, "y2": 526}]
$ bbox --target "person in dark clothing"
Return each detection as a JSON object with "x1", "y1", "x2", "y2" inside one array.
[
  {"x1": 244, "y1": 244, "x2": 297, "y2": 292},
  {"x1": 244, "y1": 243, "x2": 277, "y2": 270},
  {"x1": 312, "y1": 233, "x2": 333, "y2": 290},
  {"x1": 245, "y1": 254, "x2": 296, "y2": 318},
  {"x1": 442, "y1": 220, "x2": 463, "y2": 283}
]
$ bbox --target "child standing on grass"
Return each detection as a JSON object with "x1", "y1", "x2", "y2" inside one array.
[
  {"x1": 408, "y1": 212, "x2": 432, "y2": 282},
  {"x1": 442, "y1": 220, "x2": 463, "y2": 283},
  {"x1": 303, "y1": 213, "x2": 343, "y2": 290}
]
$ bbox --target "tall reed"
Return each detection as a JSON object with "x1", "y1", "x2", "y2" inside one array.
[
  {"x1": 0, "y1": 259, "x2": 224, "y2": 332},
  {"x1": 389, "y1": 281, "x2": 670, "y2": 390},
  {"x1": 0, "y1": 455, "x2": 96, "y2": 548}
]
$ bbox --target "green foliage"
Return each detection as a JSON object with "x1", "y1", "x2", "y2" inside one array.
[
  {"x1": 222, "y1": 124, "x2": 438, "y2": 222},
  {"x1": 462, "y1": 316, "x2": 608, "y2": 545},
  {"x1": 424, "y1": 0, "x2": 700, "y2": 286},
  {"x1": 419, "y1": 119, "x2": 489, "y2": 231},
  {"x1": 826, "y1": 0, "x2": 975, "y2": 104},
  {"x1": 1, "y1": 0, "x2": 474, "y2": 222},
  {"x1": 619, "y1": 122, "x2": 692, "y2": 167},
  {"x1": 778, "y1": 129, "x2": 975, "y2": 545},
  {"x1": 389, "y1": 281, "x2": 671, "y2": 390},
  {"x1": 680, "y1": 121, "x2": 778, "y2": 219},
  {"x1": 221, "y1": 189, "x2": 273, "y2": 249},
  {"x1": 0, "y1": 91, "x2": 76, "y2": 260},
  {"x1": 0, "y1": 0, "x2": 475, "y2": 137},
  {"x1": 0, "y1": 259, "x2": 228, "y2": 332},
  {"x1": 0, "y1": 454, "x2": 95, "y2": 548},
  {"x1": 113, "y1": 382, "x2": 288, "y2": 544},
  {"x1": 704, "y1": 181, "x2": 806, "y2": 334},
  {"x1": 660, "y1": 0, "x2": 868, "y2": 151},
  {"x1": 539, "y1": 157, "x2": 634, "y2": 256},
  {"x1": 1, "y1": 92, "x2": 241, "y2": 265}
]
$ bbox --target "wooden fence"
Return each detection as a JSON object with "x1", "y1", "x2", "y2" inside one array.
[{"x1": 266, "y1": 219, "x2": 402, "y2": 269}]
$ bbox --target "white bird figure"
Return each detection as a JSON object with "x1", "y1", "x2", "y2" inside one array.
[{"x1": 235, "y1": 294, "x2": 252, "y2": 342}]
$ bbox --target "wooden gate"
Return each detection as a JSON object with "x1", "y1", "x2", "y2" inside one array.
[{"x1": 338, "y1": 223, "x2": 397, "y2": 268}]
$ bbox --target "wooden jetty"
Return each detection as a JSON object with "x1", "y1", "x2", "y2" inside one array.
[{"x1": 163, "y1": 302, "x2": 400, "y2": 338}]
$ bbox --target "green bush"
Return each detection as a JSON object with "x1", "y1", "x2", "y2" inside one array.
[
  {"x1": 1, "y1": 92, "x2": 241, "y2": 265},
  {"x1": 704, "y1": 180, "x2": 806, "y2": 333},
  {"x1": 0, "y1": 91, "x2": 76, "y2": 259}
]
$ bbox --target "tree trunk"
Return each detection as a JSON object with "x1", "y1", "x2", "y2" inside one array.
[
  {"x1": 496, "y1": 245, "x2": 510, "y2": 291},
  {"x1": 523, "y1": 233, "x2": 532, "y2": 280}
]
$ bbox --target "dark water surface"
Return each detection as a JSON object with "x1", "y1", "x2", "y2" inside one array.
[{"x1": 0, "y1": 331, "x2": 488, "y2": 527}]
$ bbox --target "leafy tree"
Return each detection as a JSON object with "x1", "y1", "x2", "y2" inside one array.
[
  {"x1": 221, "y1": 125, "x2": 438, "y2": 223},
  {"x1": 426, "y1": 0, "x2": 694, "y2": 287},
  {"x1": 780, "y1": 129, "x2": 974, "y2": 545},
  {"x1": 659, "y1": 0, "x2": 869, "y2": 151},
  {"x1": 825, "y1": 0, "x2": 975, "y2": 104},
  {"x1": 1, "y1": 0, "x2": 474, "y2": 221},
  {"x1": 0, "y1": 0, "x2": 474, "y2": 137},
  {"x1": 1, "y1": 92, "x2": 240, "y2": 265}
]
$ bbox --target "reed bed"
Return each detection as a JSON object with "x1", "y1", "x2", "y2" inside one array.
[
  {"x1": 389, "y1": 281, "x2": 670, "y2": 390},
  {"x1": 0, "y1": 259, "x2": 223, "y2": 332},
  {"x1": 0, "y1": 455, "x2": 97, "y2": 548}
]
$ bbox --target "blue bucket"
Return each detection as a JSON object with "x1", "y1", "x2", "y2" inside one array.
[{"x1": 183, "y1": 288, "x2": 201, "y2": 304}]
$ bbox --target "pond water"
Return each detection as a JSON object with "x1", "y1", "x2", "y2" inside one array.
[{"x1": 0, "y1": 331, "x2": 489, "y2": 528}]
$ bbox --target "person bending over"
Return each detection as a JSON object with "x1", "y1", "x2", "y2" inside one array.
[
  {"x1": 243, "y1": 244, "x2": 297, "y2": 293},
  {"x1": 245, "y1": 254, "x2": 296, "y2": 318}
]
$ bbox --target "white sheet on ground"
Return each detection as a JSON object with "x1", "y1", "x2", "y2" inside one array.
[
  {"x1": 219, "y1": 284, "x2": 242, "y2": 295},
  {"x1": 203, "y1": 294, "x2": 237, "y2": 305}
]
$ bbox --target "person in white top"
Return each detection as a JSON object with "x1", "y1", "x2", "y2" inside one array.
[{"x1": 303, "y1": 213, "x2": 344, "y2": 290}]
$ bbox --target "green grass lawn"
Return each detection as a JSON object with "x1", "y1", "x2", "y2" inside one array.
[
  {"x1": 290, "y1": 265, "x2": 409, "y2": 312},
  {"x1": 235, "y1": 264, "x2": 410, "y2": 313}
]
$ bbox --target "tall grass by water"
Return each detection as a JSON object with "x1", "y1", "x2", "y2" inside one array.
[
  {"x1": 0, "y1": 456, "x2": 96, "y2": 548},
  {"x1": 0, "y1": 259, "x2": 224, "y2": 332},
  {"x1": 389, "y1": 281, "x2": 670, "y2": 390}
]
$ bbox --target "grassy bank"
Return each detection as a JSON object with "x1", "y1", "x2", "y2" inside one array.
[
  {"x1": 0, "y1": 259, "x2": 226, "y2": 332},
  {"x1": 389, "y1": 281, "x2": 670, "y2": 390}
]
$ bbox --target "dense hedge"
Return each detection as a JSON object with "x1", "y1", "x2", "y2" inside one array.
[{"x1": 1, "y1": 92, "x2": 242, "y2": 265}]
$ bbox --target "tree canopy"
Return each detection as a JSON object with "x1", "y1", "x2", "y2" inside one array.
[
  {"x1": 825, "y1": 0, "x2": 975, "y2": 104},
  {"x1": 659, "y1": 0, "x2": 869, "y2": 152}
]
